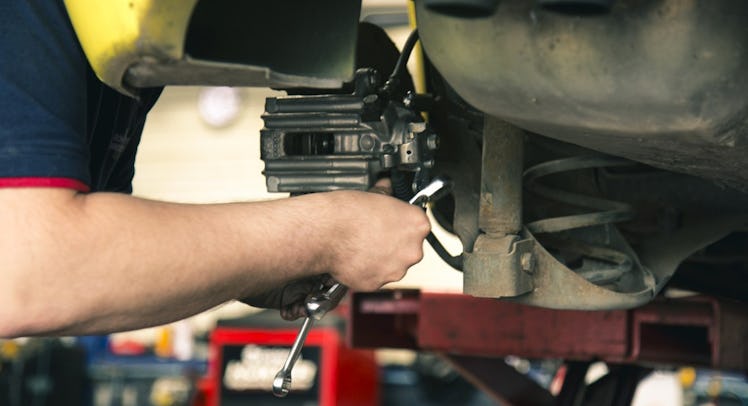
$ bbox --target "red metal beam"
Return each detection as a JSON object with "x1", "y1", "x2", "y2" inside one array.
[
  {"x1": 417, "y1": 294, "x2": 628, "y2": 362},
  {"x1": 349, "y1": 290, "x2": 748, "y2": 371}
]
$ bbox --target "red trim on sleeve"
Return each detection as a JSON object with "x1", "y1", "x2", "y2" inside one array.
[{"x1": 0, "y1": 177, "x2": 91, "y2": 192}]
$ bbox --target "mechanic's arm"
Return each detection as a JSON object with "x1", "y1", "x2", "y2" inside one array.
[{"x1": 0, "y1": 187, "x2": 430, "y2": 338}]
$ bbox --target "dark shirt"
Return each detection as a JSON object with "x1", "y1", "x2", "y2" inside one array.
[{"x1": 0, "y1": 1, "x2": 161, "y2": 193}]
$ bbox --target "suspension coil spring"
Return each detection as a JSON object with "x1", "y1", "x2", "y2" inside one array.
[{"x1": 524, "y1": 155, "x2": 638, "y2": 286}]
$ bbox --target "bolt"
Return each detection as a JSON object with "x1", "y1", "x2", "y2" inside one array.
[
  {"x1": 427, "y1": 134, "x2": 440, "y2": 151},
  {"x1": 359, "y1": 135, "x2": 375, "y2": 151},
  {"x1": 521, "y1": 253, "x2": 535, "y2": 273},
  {"x1": 423, "y1": 159, "x2": 435, "y2": 169}
]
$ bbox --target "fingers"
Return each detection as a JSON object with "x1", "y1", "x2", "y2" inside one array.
[
  {"x1": 329, "y1": 196, "x2": 429, "y2": 291},
  {"x1": 279, "y1": 274, "x2": 342, "y2": 321},
  {"x1": 368, "y1": 178, "x2": 393, "y2": 195},
  {"x1": 280, "y1": 302, "x2": 306, "y2": 320}
]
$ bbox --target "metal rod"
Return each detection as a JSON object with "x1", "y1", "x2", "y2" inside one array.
[{"x1": 478, "y1": 117, "x2": 524, "y2": 236}]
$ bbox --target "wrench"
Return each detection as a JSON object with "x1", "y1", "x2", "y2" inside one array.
[
  {"x1": 272, "y1": 283, "x2": 347, "y2": 397},
  {"x1": 272, "y1": 177, "x2": 452, "y2": 397}
]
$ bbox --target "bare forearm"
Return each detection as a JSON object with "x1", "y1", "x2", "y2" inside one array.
[{"x1": 0, "y1": 189, "x2": 331, "y2": 336}]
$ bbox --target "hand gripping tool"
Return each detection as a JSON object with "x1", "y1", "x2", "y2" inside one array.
[{"x1": 272, "y1": 177, "x2": 453, "y2": 397}]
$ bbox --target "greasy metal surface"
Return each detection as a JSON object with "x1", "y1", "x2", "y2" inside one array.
[
  {"x1": 416, "y1": 0, "x2": 748, "y2": 191},
  {"x1": 441, "y1": 354, "x2": 554, "y2": 406},
  {"x1": 65, "y1": 0, "x2": 359, "y2": 95},
  {"x1": 464, "y1": 236, "x2": 535, "y2": 297},
  {"x1": 350, "y1": 291, "x2": 748, "y2": 370}
]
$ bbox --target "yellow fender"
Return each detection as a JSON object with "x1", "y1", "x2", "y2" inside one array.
[{"x1": 64, "y1": 0, "x2": 360, "y2": 96}]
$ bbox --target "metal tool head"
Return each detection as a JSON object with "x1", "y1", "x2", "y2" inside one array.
[
  {"x1": 272, "y1": 371, "x2": 292, "y2": 397},
  {"x1": 408, "y1": 176, "x2": 453, "y2": 207},
  {"x1": 305, "y1": 282, "x2": 348, "y2": 320}
]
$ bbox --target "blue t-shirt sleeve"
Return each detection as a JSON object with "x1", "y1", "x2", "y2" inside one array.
[{"x1": 0, "y1": 1, "x2": 90, "y2": 186}]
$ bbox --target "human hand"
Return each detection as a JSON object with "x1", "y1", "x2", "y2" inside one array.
[
  {"x1": 241, "y1": 178, "x2": 429, "y2": 318},
  {"x1": 317, "y1": 178, "x2": 431, "y2": 291},
  {"x1": 240, "y1": 274, "x2": 338, "y2": 320}
]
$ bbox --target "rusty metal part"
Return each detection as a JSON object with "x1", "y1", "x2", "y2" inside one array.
[
  {"x1": 464, "y1": 117, "x2": 533, "y2": 298},
  {"x1": 464, "y1": 235, "x2": 535, "y2": 297},
  {"x1": 479, "y1": 118, "x2": 524, "y2": 236},
  {"x1": 516, "y1": 213, "x2": 747, "y2": 310},
  {"x1": 487, "y1": 147, "x2": 746, "y2": 308},
  {"x1": 511, "y1": 226, "x2": 658, "y2": 309},
  {"x1": 350, "y1": 290, "x2": 748, "y2": 371},
  {"x1": 524, "y1": 156, "x2": 636, "y2": 234},
  {"x1": 541, "y1": 236, "x2": 632, "y2": 286}
]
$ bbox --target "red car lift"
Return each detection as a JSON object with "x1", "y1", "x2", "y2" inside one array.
[{"x1": 349, "y1": 290, "x2": 748, "y2": 405}]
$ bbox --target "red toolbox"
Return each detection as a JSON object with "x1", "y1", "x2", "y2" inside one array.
[{"x1": 198, "y1": 311, "x2": 379, "y2": 406}]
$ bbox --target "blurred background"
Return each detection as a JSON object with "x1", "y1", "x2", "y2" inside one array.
[{"x1": 1, "y1": 1, "x2": 746, "y2": 405}]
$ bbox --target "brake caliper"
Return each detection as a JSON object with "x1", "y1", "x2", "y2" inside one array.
[{"x1": 260, "y1": 69, "x2": 437, "y2": 193}]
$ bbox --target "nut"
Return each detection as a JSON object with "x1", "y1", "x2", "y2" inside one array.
[{"x1": 520, "y1": 253, "x2": 535, "y2": 273}]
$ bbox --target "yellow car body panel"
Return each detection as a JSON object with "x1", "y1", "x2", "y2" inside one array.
[
  {"x1": 63, "y1": 0, "x2": 360, "y2": 96},
  {"x1": 64, "y1": 0, "x2": 197, "y2": 96}
]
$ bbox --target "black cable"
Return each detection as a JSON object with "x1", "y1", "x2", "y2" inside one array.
[
  {"x1": 427, "y1": 232, "x2": 464, "y2": 271},
  {"x1": 390, "y1": 169, "x2": 414, "y2": 201},
  {"x1": 382, "y1": 29, "x2": 420, "y2": 97},
  {"x1": 389, "y1": 29, "x2": 419, "y2": 83},
  {"x1": 383, "y1": 30, "x2": 463, "y2": 270}
]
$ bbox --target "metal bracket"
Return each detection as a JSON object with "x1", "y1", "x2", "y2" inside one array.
[{"x1": 463, "y1": 235, "x2": 535, "y2": 298}]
